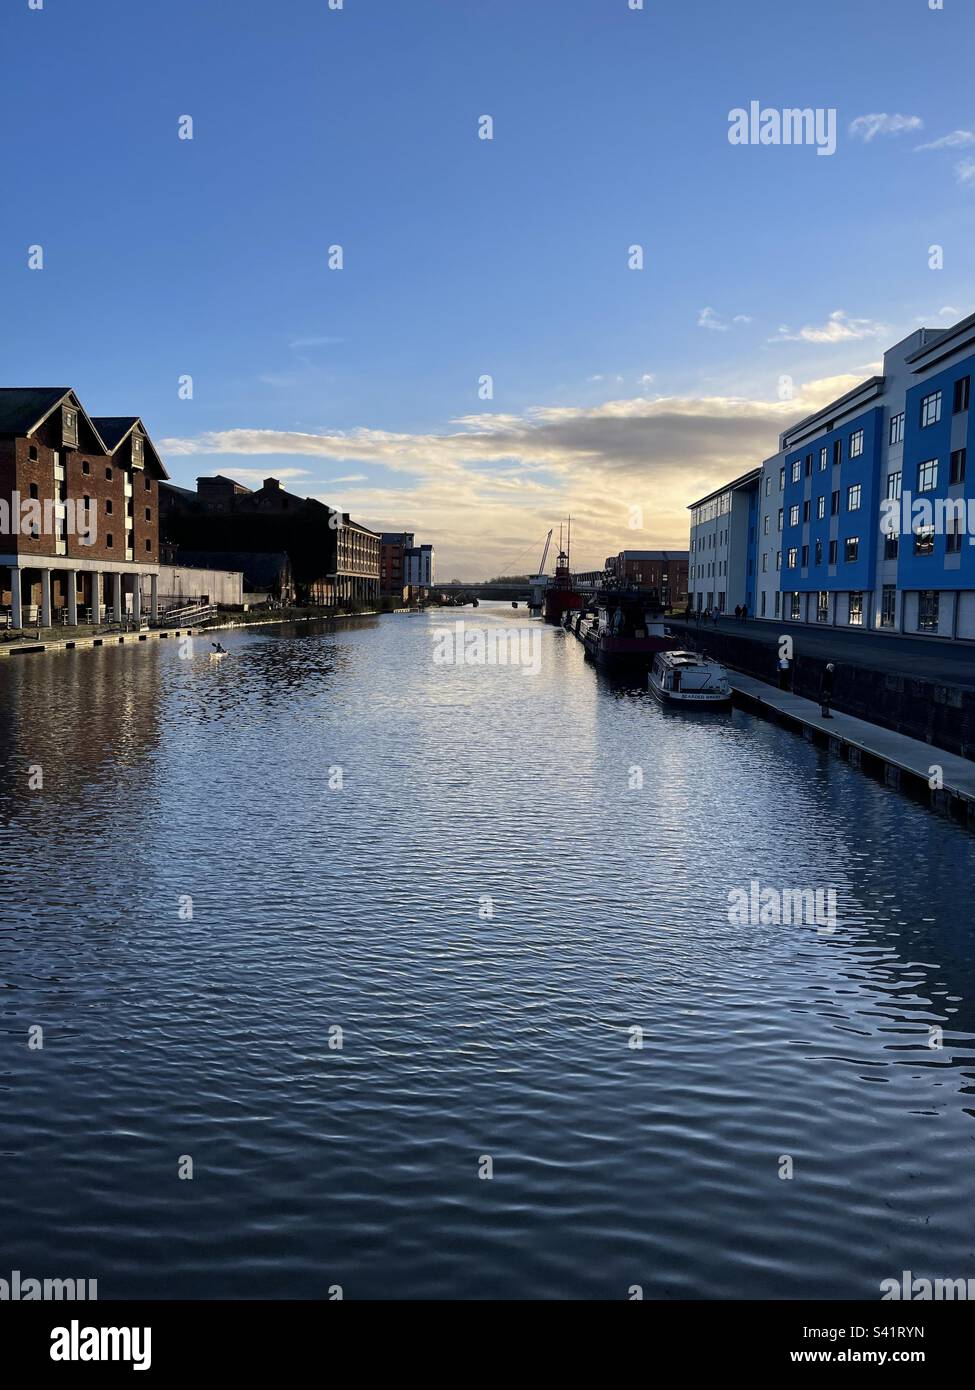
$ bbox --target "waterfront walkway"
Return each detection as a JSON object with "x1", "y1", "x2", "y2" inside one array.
[
  {"x1": 730, "y1": 672, "x2": 975, "y2": 814},
  {"x1": 672, "y1": 618, "x2": 975, "y2": 688}
]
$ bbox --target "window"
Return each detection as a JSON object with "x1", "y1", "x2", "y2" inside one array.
[
  {"x1": 954, "y1": 376, "x2": 970, "y2": 413},
  {"x1": 920, "y1": 390, "x2": 942, "y2": 427},
  {"x1": 817, "y1": 591, "x2": 829, "y2": 623},
  {"x1": 777, "y1": 509, "x2": 783, "y2": 532},
  {"x1": 817, "y1": 495, "x2": 825, "y2": 520},
  {"x1": 801, "y1": 544, "x2": 809, "y2": 566},
  {"x1": 28, "y1": 482, "x2": 39, "y2": 499},
  {"x1": 789, "y1": 504, "x2": 800, "y2": 526},
  {"x1": 819, "y1": 447, "x2": 828, "y2": 471},
  {"x1": 917, "y1": 458, "x2": 938, "y2": 493},
  {"x1": 805, "y1": 454, "x2": 813, "y2": 476},
  {"x1": 947, "y1": 517, "x2": 962, "y2": 553},
  {"x1": 145, "y1": 538, "x2": 152, "y2": 552},
  {"x1": 106, "y1": 533, "x2": 114, "y2": 548},
  {"x1": 831, "y1": 489, "x2": 839, "y2": 515},
  {"x1": 815, "y1": 539, "x2": 823, "y2": 565},
  {"x1": 918, "y1": 590, "x2": 940, "y2": 632},
  {"x1": 145, "y1": 507, "x2": 151, "y2": 521},
  {"x1": 779, "y1": 467, "x2": 785, "y2": 490},
  {"x1": 913, "y1": 524, "x2": 936, "y2": 556},
  {"x1": 889, "y1": 412, "x2": 905, "y2": 445},
  {"x1": 833, "y1": 439, "x2": 842, "y2": 467},
  {"x1": 775, "y1": 550, "x2": 781, "y2": 569},
  {"x1": 848, "y1": 592, "x2": 863, "y2": 626},
  {"x1": 106, "y1": 499, "x2": 114, "y2": 515},
  {"x1": 886, "y1": 470, "x2": 902, "y2": 500},
  {"x1": 774, "y1": 592, "x2": 781, "y2": 618},
  {"x1": 763, "y1": 515, "x2": 770, "y2": 535},
  {"x1": 145, "y1": 476, "x2": 152, "y2": 492},
  {"x1": 847, "y1": 484, "x2": 861, "y2": 511},
  {"x1": 28, "y1": 444, "x2": 38, "y2": 461},
  {"x1": 884, "y1": 534, "x2": 899, "y2": 560},
  {"x1": 881, "y1": 585, "x2": 896, "y2": 627},
  {"x1": 950, "y1": 448, "x2": 966, "y2": 484},
  {"x1": 760, "y1": 592, "x2": 767, "y2": 617},
  {"x1": 803, "y1": 500, "x2": 810, "y2": 522},
  {"x1": 105, "y1": 467, "x2": 113, "y2": 480},
  {"x1": 792, "y1": 459, "x2": 802, "y2": 483},
  {"x1": 829, "y1": 540, "x2": 838, "y2": 564},
  {"x1": 844, "y1": 536, "x2": 859, "y2": 563},
  {"x1": 82, "y1": 460, "x2": 90, "y2": 475},
  {"x1": 790, "y1": 592, "x2": 801, "y2": 621},
  {"x1": 760, "y1": 552, "x2": 767, "y2": 572},
  {"x1": 787, "y1": 547, "x2": 798, "y2": 569},
  {"x1": 849, "y1": 429, "x2": 864, "y2": 458}
]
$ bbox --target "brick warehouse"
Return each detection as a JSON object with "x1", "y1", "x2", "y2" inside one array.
[{"x1": 0, "y1": 388, "x2": 168, "y2": 627}]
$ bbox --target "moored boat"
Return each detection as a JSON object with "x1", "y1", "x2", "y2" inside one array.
[
  {"x1": 648, "y1": 650, "x2": 732, "y2": 707},
  {"x1": 580, "y1": 594, "x2": 678, "y2": 673}
]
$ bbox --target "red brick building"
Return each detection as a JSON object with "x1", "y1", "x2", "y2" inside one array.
[
  {"x1": 379, "y1": 531, "x2": 414, "y2": 599},
  {"x1": 605, "y1": 550, "x2": 689, "y2": 608},
  {"x1": 0, "y1": 388, "x2": 168, "y2": 627}
]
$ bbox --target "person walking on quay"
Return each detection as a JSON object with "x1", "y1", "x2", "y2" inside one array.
[
  {"x1": 712, "y1": 605, "x2": 719, "y2": 627},
  {"x1": 820, "y1": 662, "x2": 835, "y2": 719},
  {"x1": 740, "y1": 603, "x2": 748, "y2": 623},
  {"x1": 734, "y1": 604, "x2": 741, "y2": 622}
]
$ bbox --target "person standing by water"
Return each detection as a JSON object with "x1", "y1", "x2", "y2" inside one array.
[{"x1": 820, "y1": 662, "x2": 835, "y2": 718}]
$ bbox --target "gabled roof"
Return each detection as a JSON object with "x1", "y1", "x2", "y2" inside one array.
[
  {"x1": 91, "y1": 414, "x2": 169, "y2": 479},
  {"x1": 91, "y1": 416, "x2": 139, "y2": 451},
  {"x1": 0, "y1": 387, "x2": 102, "y2": 441}
]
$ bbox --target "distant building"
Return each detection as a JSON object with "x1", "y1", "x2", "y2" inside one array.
[
  {"x1": 160, "y1": 475, "x2": 380, "y2": 604},
  {"x1": 0, "y1": 387, "x2": 167, "y2": 626},
  {"x1": 404, "y1": 542, "x2": 435, "y2": 591},
  {"x1": 606, "y1": 549, "x2": 688, "y2": 607},
  {"x1": 380, "y1": 531, "x2": 414, "y2": 598},
  {"x1": 687, "y1": 472, "x2": 761, "y2": 615}
]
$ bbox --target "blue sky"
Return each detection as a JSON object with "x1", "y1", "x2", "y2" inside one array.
[{"x1": 3, "y1": 0, "x2": 975, "y2": 577}]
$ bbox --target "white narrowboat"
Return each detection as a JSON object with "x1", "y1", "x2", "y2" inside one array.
[{"x1": 648, "y1": 651, "x2": 732, "y2": 707}]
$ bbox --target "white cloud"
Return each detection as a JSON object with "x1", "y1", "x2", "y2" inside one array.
[
  {"x1": 159, "y1": 373, "x2": 871, "y2": 579},
  {"x1": 771, "y1": 309, "x2": 889, "y2": 344},
  {"x1": 849, "y1": 113, "x2": 923, "y2": 142},
  {"x1": 956, "y1": 159, "x2": 975, "y2": 185},
  {"x1": 915, "y1": 130, "x2": 975, "y2": 152},
  {"x1": 915, "y1": 306, "x2": 962, "y2": 323},
  {"x1": 698, "y1": 307, "x2": 752, "y2": 332},
  {"x1": 639, "y1": 373, "x2": 656, "y2": 387}
]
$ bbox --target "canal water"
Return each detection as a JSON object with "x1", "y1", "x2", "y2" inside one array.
[{"x1": 1, "y1": 603, "x2": 974, "y2": 1300}]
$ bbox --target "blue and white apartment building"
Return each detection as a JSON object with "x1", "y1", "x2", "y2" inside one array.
[{"x1": 689, "y1": 310, "x2": 975, "y2": 639}]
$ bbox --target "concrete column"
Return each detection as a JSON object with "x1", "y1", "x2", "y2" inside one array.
[
  {"x1": 112, "y1": 572, "x2": 122, "y2": 623},
  {"x1": 132, "y1": 578, "x2": 141, "y2": 623},
  {"x1": 66, "y1": 572, "x2": 77, "y2": 626},
  {"x1": 10, "y1": 568, "x2": 22, "y2": 629},
  {"x1": 91, "y1": 572, "x2": 102, "y2": 624},
  {"x1": 40, "y1": 568, "x2": 52, "y2": 627},
  {"x1": 150, "y1": 573, "x2": 158, "y2": 621}
]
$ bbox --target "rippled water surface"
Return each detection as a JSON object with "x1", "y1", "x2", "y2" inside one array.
[{"x1": 2, "y1": 605, "x2": 975, "y2": 1299}]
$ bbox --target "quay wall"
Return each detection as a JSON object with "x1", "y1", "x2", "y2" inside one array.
[{"x1": 674, "y1": 626, "x2": 975, "y2": 761}]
